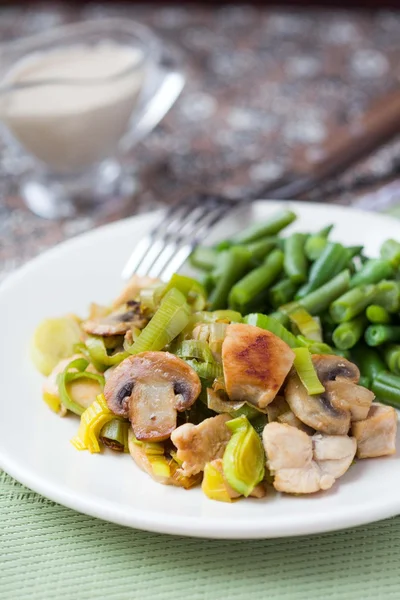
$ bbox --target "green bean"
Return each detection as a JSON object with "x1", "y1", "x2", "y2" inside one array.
[
  {"x1": 347, "y1": 245, "x2": 364, "y2": 258},
  {"x1": 201, "y1": 272, "x2": 215, "y2": 295},
  {"x1": 383, "y1": 345, "x2": 400, "y2": 375},
  {"x1": 350, "y1": 258, "x2": 393, "y2": 288},
  {"x1": 374, "y1": 280, "x2": 400, "y2": 312},
  {"x1": 304, "y1": 236, "x2": 328, "y2": 261},
  {"x1": 330, "y1": 284, "x2": 376, "y2": 323},
  {"x1": 269, "y1": 278, "x2": 298, "y2": 308},
  {"x1": 371, "y1": 371, "x2": 400, "y2": 407},
  {"x1": 296, "y1": 242, "x2": 350, "y2": 299},
  {"x1": 380, "y1": 239, "x2": 400, "y2": 268},
  {"x1": 366, "y1": 304, "x2": 391, "y2": 324},
  {"x1": 190, "y1": 246, "x2": 218, "y2": 271},
  {"x1": 229, "y1": 249, "x2": 284, "y2": 311},
  {"x1": 365, "y1": 324, "x2": 400, "y2": 346},
  {"x1": 303, "y1": 225, "x2": 333, "y2": 261},
  {"x1": 283, "y1": 233, "x2": 308, "y2": 284},
  {"x1": 209, "y1": 247, "x2": 251, "y2": 310},
  {"x1": 229, "y1": 209, "x2": 296, "y2": 245},
  {"x1": 245, "y1": 237, "x2": 277, "y2": 262},
  {"x1": 332, "y1": 315, "x2": 367, "y2": 350},
  {"x1": 358, "y1": 375, "x2": 371, "y2": 389},
  {"x1": 351, "y1": 345, "x2": 386, "y2": 381},
  {"x1": 297, "y1": 269, "x2": 351, "y2": 315}
]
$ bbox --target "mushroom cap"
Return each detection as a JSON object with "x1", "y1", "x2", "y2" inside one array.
[
  {"x1": 104, "y1": 351, "x2": 201, "y2": 441},
  {"x1": 285, "y1": 354, "x2": 371, "y2": 435},
  {"x1": 82, "y1": 301, "x2": 147, "y2": 336}
]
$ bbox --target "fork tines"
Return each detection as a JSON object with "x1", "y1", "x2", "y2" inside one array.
[{"x1": 121, "y1": 194, "x2": 235, "y2": 281}]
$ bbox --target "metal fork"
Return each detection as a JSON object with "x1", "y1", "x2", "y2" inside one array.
[{"x1": 121, "y1": 194, "x2": 237, "y2": 281}]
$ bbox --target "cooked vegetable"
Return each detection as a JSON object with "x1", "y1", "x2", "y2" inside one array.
[
  {"x1": 283, "y1": 233, "x2": 308, "y2": 284},
  {"x1": 190, "y1": 246, "x2": 218, "y2": 271},
  {"x1": 71, "y1": 394, "x2": 115, "y2": 453},
  {"x1": 222, "y1": 416, "x2": 265, "y2": 497},
  {"x1": 229, "y1": 249, "x2": 284, "y2": 312},
  {"x1": 104, "y1": 351, "x2": 201, "y2": 441},
  {"x1": 85, "y1": 336, "x2": 129, "y2": 371},
  {"x1": 162, "y1": 274, "x2": 207, "y2": 311},
  {"x1": 127, "y1": 288, "x2": 191, "y2": 355},
  {"x1": 244, "y1": 313, "x2": 298, "y2": 348},
  {"x1": 350, "y1": 259, "x2": 393, "y2": 288},
  {"x1": 365, "y1": 324, "x2": 400, "y2": 346},
  {"x1": 374, "y1": 281, "x2": 400, "y2": 313},
  {"x1": 30, "y1": 316, "x2": 82, "y2": 376},
  {"x1": 297, "y1": 269, "x2": 351, "y2": 315},
  {"x1": 297, "y1": 242, "x2": 350, "y2": 299},
  {"x1": 209, "y1": 247, "x2": 251, "y2": 310},
  {"x1": 269, "y1": 278, "x2": 298, "y2": 308},
  {"x1": 304, "y1": 225, "x2": 333, "y2": 261},
  {"x1": 100, "y1": 419, "x2": 130, "y2": 452},
  {"x1": 83, "y1": 302, "x2": 147, "y2": 336},
  {"x1": 287, "y1": 306, "x2": 322, "y2": 342},
  {"x1": 371, "y1": 371, "x2": 400, "y2": 408},
  {"x1": 330, "y1": 284, "x2": 377, "y2": 323},
  {"x1": 293, "y1": 347, "x2": 325, "y2": 395},
  {"x1": 227, "y1": 209, "x2": 296, "y2": 245},
  {"x1": 380, "y1": 239, "x2": 400, "y2": 268},
  {"x1": 202, "y1": 461, "x2": 233, "y2": 503},
  {"x1": 57, "y1": 358, "x2": 105, "y2": 416},
  {"x1": 285, "y1": 354, "x2": 373, "y2": 433},
  {"x1": 332, "y1": 315, "x2": 367, "y2": 350},
  {"x1": 366, "y1": 305, "x2": 391, "y2": 324},
  {"x1": 383, "y1": 345, "x2": 400, "y2": 375}
]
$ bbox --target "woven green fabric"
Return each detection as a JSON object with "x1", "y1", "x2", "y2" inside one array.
[{"x1": 1, "y1": 470, "x2": 400, "y2": 600}]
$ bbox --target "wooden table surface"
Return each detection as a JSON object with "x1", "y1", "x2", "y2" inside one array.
[{"x1": 0, "y1": 3, "x2": 399, "y2": 282}]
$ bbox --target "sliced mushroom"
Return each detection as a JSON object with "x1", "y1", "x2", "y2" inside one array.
[
  {"x1": 285, "y1": 354, "x2": 374, "y2": 435},
  {"x1": 43, "y1": 354, "x2": 102, "y2": 413},
  {"x1": 266, "y1": 396, "x2": 313, "y2": 433},
  {"x1": 104, "y1": 352, "x2": 201, "y2": 441},
  {"x1": 351, "y1": 403, "x2": 397, "y2": 458},
  {"x1": 82, "y1": 301, "x2": 147, "y2": 336},
  {"x1": 222, "y1": 323, "x2": 295, "y2": 409},
  {"x1": 113, "y1": 275, "x2": 161, "y2": 309},
  {"x1": 263, "y1": 422, "x2": 356, "y2": 494},
  {"x1": 171, "y1": 414, "x2": 232, "y2": 476}
]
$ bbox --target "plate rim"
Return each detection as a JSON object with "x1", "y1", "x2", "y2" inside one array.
[{"x1": 1, "y1": 199, "x2": 400, "y2": 539}]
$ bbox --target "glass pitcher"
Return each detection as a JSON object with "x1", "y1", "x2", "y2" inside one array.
[{"x1": 0, "y1": 19, "x2": 184, "y2": 219}]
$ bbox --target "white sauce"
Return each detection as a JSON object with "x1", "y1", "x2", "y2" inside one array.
[{"x1": 0, "y1": 43, "x2": 146, "y2": 171}]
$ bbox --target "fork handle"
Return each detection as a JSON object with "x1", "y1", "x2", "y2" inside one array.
[{"x1": 298, "y1": 87, "x2": 400, "y2": 183}]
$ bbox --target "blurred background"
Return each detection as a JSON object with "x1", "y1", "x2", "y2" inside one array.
[{"x1": 0, "y1": 2, "x2": 399, "y2": 282}]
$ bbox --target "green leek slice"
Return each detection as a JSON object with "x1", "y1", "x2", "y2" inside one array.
[
  {"x1": 57, "y1": 358, "x2": 105, "y2": 416},
  {"x1": 293, "y1": 347, "x2": 325, "y2": 395},
  {"x1": 222, "y1": 416, "x2": 265, "y2": 497},
  {"x1": 127, "y1": 288, "x2": 191, "y2": 354}
]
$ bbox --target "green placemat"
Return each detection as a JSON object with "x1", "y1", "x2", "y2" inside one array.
[{"x1": 1, "y1": 469, "x2": 400, "y2": 600}]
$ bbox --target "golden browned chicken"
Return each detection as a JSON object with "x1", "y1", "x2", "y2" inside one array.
[{"x1": 222, "y1": 324, "x2": 295, "y2": 409}]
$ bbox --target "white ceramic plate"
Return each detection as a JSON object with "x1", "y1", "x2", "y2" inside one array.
[{"x1": 1, "y1": 201, "x2": 400, "y2": 539}]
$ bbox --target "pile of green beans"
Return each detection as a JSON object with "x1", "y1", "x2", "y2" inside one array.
[{"x1": 190, "y1": 209, "x2": 400, "y2": 408}]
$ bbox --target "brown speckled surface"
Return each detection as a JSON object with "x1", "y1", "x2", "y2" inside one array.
[{"x1": 0, "y1": 3, "x2": 400, "y2": 282}]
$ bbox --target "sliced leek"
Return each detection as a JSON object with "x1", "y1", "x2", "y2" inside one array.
[
  {"x1": 128, "y1": 288, "x2": 191, "y2": 354},
  {"x1": 293, "y1": 347, "x2": 325, "y2": 395},
  {"x1": 71, "y1": 393, "x2": 115, "y2": 453}
]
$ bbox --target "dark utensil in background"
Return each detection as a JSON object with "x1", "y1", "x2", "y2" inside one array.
[{"x1": 244, "y1": 87, "x2": 400, "y2": 201}]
